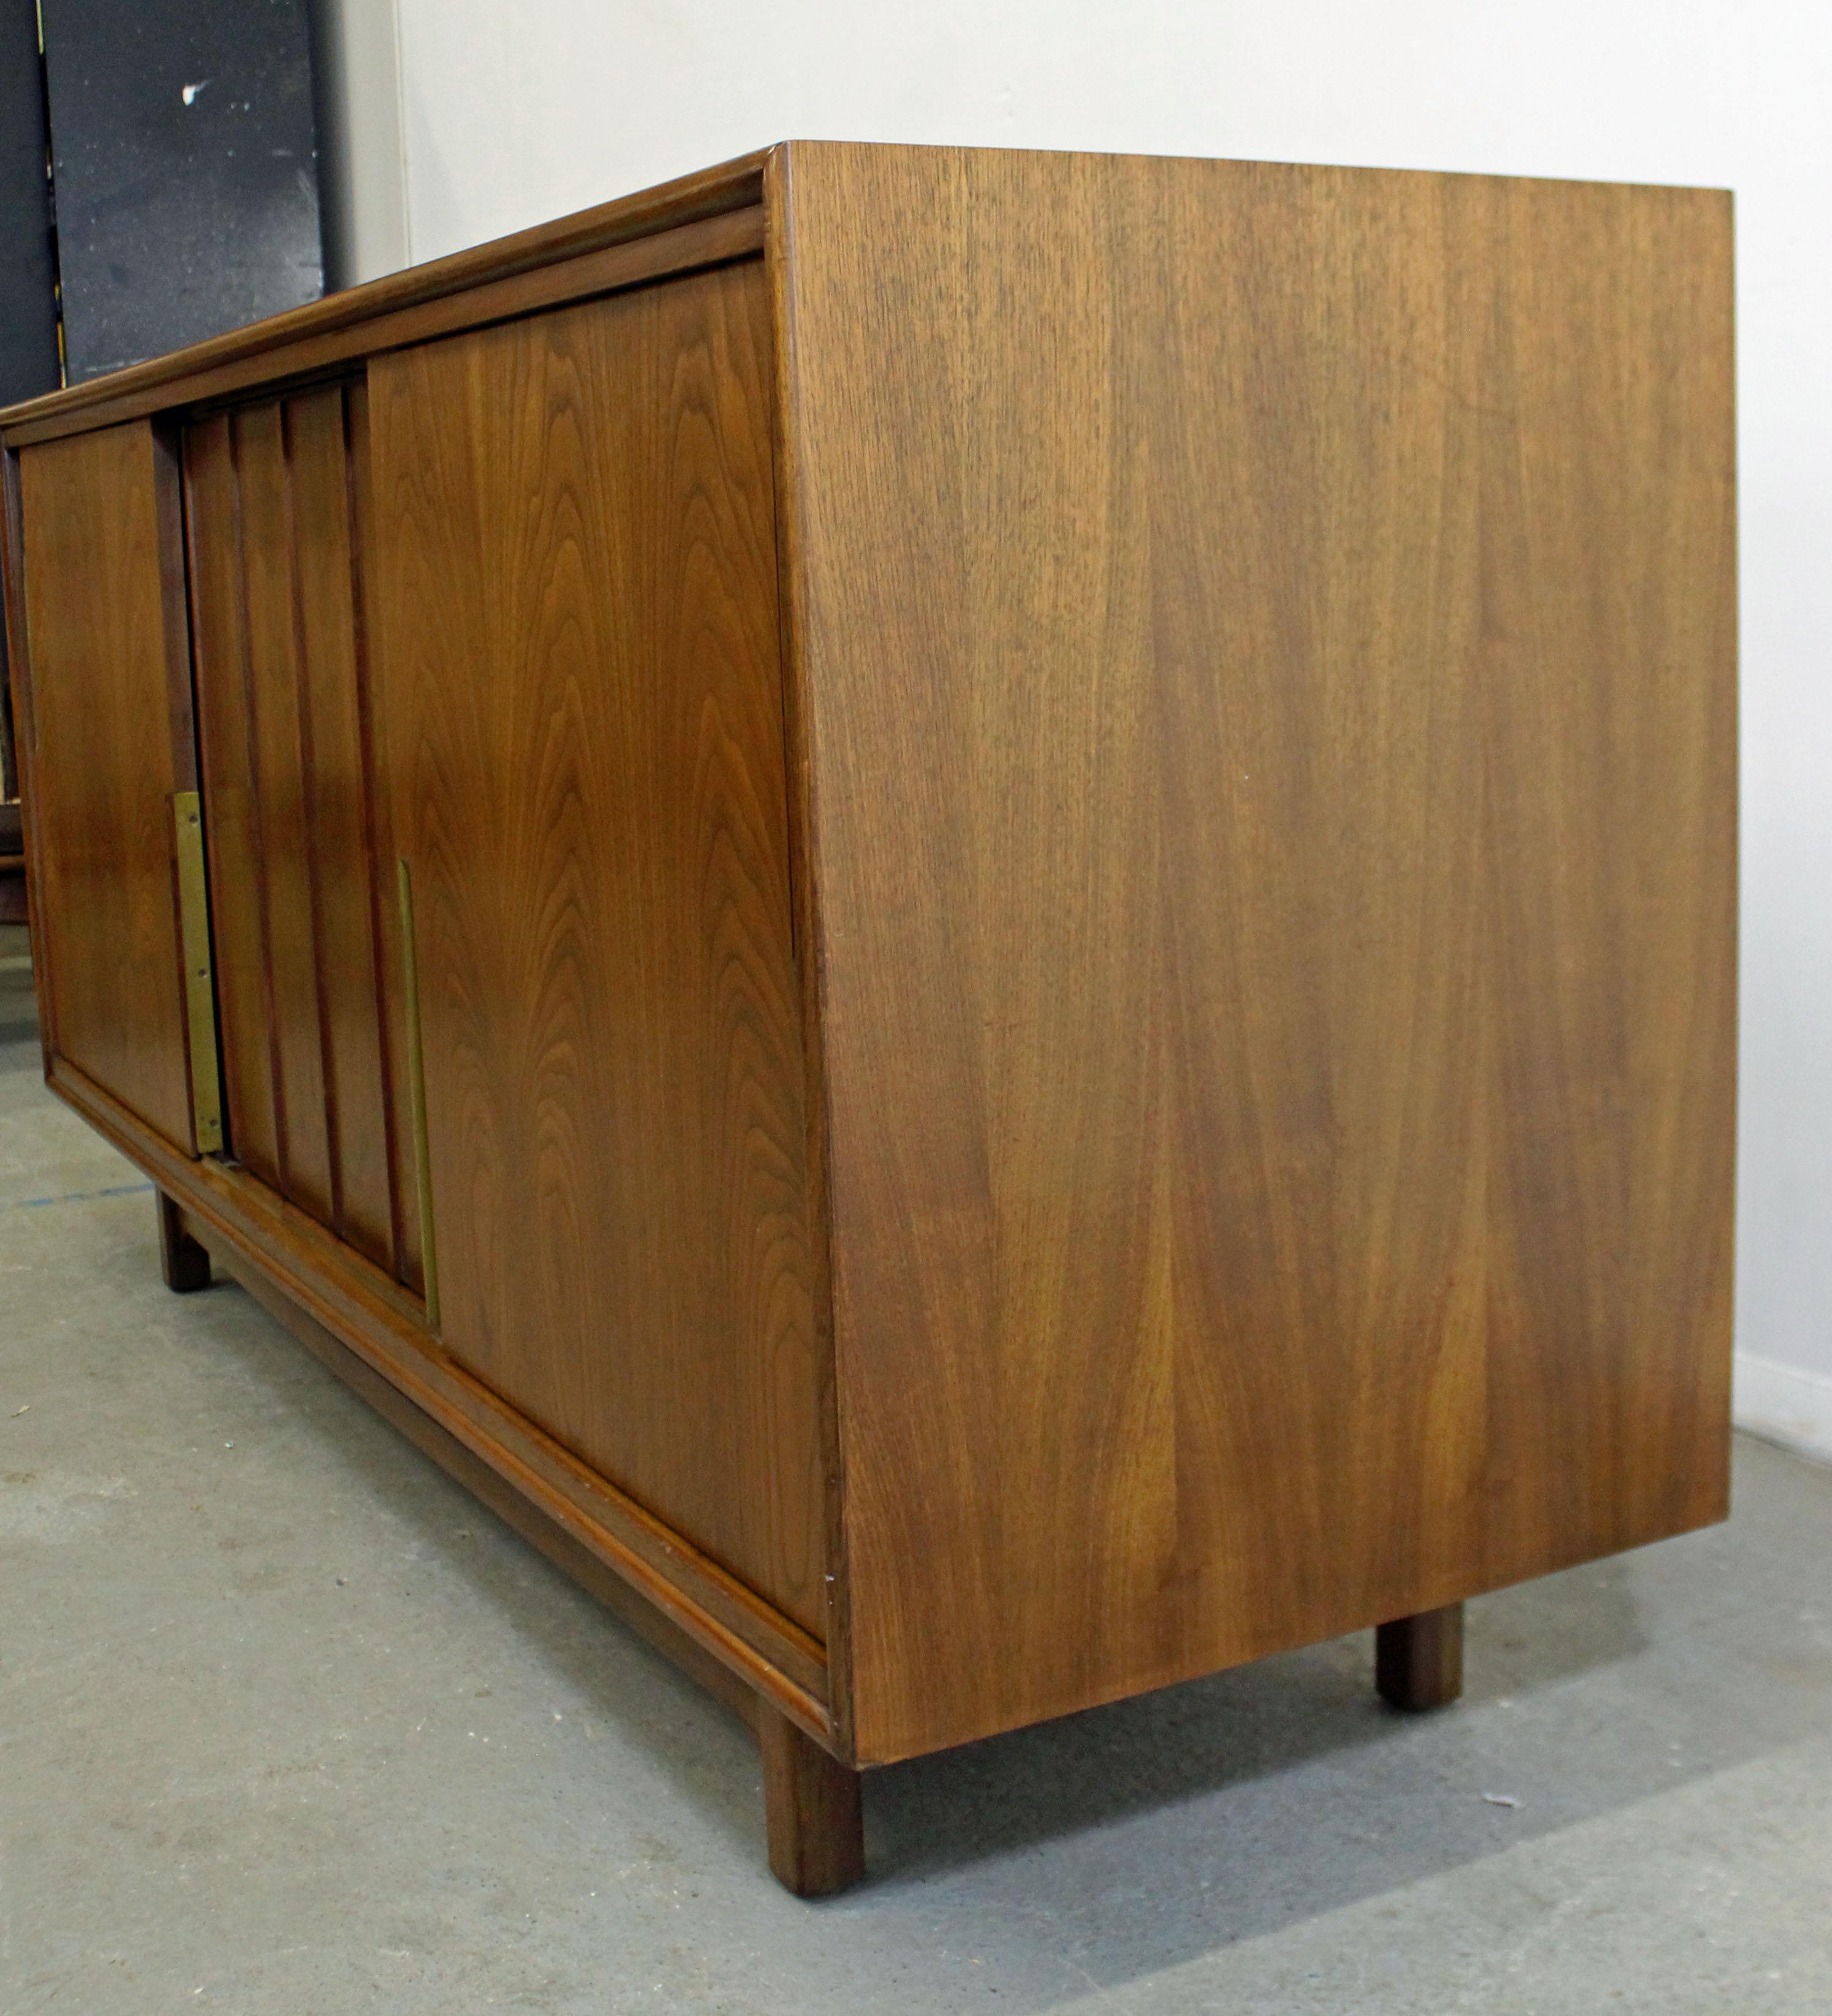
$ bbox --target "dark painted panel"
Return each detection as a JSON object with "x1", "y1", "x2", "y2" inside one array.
[
  {"x1": 39, "y1": 0, "x2": 324, "y2": 384},
  {"x1": 0, "y1": 0, "x2": 60, "y2": 409},
  {"x1": 1, "y1": 0, "x2": 60, "y2": 797}
]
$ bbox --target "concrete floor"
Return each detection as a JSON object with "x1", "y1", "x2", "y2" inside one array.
[{"x1": 2, "y1": 918, "x2": 1829, "y2": 2014}]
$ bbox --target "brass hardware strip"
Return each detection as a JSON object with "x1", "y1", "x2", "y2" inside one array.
[
  {"x1": 396, "y1": 858, "x2": 441, "y2": 1331},
  {"x1": 170, "y1": 791, "x2": 224, "y2": 1153}
]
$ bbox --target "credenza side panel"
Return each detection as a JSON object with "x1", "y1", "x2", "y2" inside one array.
[
  {"x1": 366, "y1": 259, "x2": 828, "y2": 1642},
  {"x1": 776, "y1": 144, "x2": 1736, "y2": 1761},
  {"x1": 13, "y1": 420, "x2": 198, "y2": 1150}
]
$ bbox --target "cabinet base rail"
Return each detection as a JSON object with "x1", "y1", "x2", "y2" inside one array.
[
  {"x1": 145, "y1": 1175, "x2": 1469, "y2": 1898},
  {"x1": 152, "y1": 1180, "x2": 867, "y2": 1898}
]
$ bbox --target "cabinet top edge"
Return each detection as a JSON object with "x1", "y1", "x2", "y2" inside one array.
[
  {"x1": 0, "y1": 146, "x2": 772, "y2": 445},
  {"x1": 771, "y1": 137, "x2": 1731, "y2": 198},
  {"x1": 0, "y1": 138, "x2": 1732, "y2": 448}
]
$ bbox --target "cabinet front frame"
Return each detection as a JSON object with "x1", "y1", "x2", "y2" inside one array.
[{"x1": 0, "y1": 195, "x2": 851, "y2": 1762}]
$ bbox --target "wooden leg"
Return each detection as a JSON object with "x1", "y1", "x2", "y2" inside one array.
[
  {"x1": 156, "y1": 1189, "x2": 212, "y2": 1293},
  {"x1": 759, "y1": 1705, "x2": 864, "y2": 1898},
  {"x1": 1376, "y1": 1601, "x2": 1464, "y2": 1712}
]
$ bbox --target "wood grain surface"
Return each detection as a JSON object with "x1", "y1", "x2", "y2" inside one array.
[
  {"x1": 13, "y1": 421, "x2": 198, "y2": 1149},
  {"x1": 773, "y1": 143, "x2": 1737, "y2": 1761},
  {"x1": 366, "y1": 260, "x2": 827, "y2": 1641},
  {"x1": 184, "y1": 385, "x2": 413, "y2": 1281}
]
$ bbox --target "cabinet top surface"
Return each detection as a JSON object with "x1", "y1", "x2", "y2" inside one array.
[{"x1": 0, "y1": 140, "x2": 1729, "y2": 450}]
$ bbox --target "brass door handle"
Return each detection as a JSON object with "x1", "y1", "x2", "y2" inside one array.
[
  {"x1": 396, "y1": 857, "x2": 441, "y2": 1332},
  {"x1": 171, "y1": 791, "x2": 224, "y2": 1154}
]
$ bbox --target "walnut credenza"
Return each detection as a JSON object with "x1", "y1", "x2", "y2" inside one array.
[{"x1": 0, "y1": 144, "x2": 1736, "y2": 1895}]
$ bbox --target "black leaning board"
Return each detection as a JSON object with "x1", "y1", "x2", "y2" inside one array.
[
  {"x1": 39, "y1": 0, "x2": 324, "y2": 384},
  {"x1": 0, "y1": 0, "x2": 59, "y2": 798},
  {"x1": 0, "y1": 0, "x2": 59, "y2": 408}
]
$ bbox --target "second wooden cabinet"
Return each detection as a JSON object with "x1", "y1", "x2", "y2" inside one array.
[{"x1": 2, "y1": 142, "x2": 1738, "y2": 1898}]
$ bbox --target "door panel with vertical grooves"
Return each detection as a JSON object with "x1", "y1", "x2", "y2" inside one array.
[{"x1": 183, "y1": 383, "x2": 421, "y2": 1290}]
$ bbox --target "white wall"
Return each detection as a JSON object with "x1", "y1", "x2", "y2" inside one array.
[
  {"x1": 338, "y1": 1, "x2": 1832, "y2": 1456},
  {"x1": 308, "y1": 0, "x2": 411, "y2": 287}
]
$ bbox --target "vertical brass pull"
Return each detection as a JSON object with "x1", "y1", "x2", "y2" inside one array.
[
  {"x1": 171, "y1": 791, "x2": 224, "y2": 1153},
  {"x1": 396, "y1": 857, "x2": 441, "y2": 1331}
]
